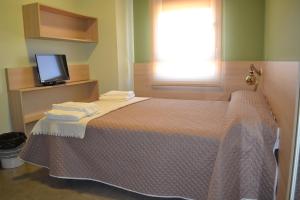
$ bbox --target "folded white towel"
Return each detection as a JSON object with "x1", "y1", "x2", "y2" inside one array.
[
  {"x1": 46, "y1": 109, "x2": 87, "y2": 121},
  {"x1": 100, "y1": 90, "x2": 135, "y2": 101},
  {"x1": 102, "y1": 90, "x2": 135, "y2": 97},
  {"x1": 100, "y1": 95, "x2": 134, "y2": 101},
  {"x1": 52, "y1": 102, "x2": 100, "y2": 116},
  {"x1": 32, "y1": 97, "x2": 150, "y2": 139}
]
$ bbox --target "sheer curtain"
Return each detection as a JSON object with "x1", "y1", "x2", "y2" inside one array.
[{"x1": 152, "y1": 0, "x2": 221, "y2": 86}]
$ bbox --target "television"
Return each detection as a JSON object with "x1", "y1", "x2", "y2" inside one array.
[{"x1": 35, "y1": 54, "x2": 70, "y2": 86}]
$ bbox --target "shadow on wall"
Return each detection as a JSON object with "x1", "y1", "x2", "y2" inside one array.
[
  {"x1": 25, "y1": 39, "x2": 97, "y2": 63},
  {"x1": 0, "y1": 69, "x2": 5, "y2": 95},
  {"x1": 0, "y1": 68, "x2": 11, "y2": 131}
]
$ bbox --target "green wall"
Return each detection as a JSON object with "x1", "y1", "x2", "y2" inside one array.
[
  {"x1": 0, "y1": 0, "x2": 121, "y2": 133},
  {"x1": 133, "y1": 0, "x2": 152, "y2": 63},
  {"x1": 222, "y1": 0, "x2": 265, "y2": 61},
  {"x1": 133, "y1": 0, "x2": 266, "y2": 62},
  {"x1": 264, "y1": 0, "x2": 300, "y2": 61}
]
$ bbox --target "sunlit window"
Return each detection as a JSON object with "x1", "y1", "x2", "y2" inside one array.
[{"x1": 152, "y1": 0, "x2": 221, "y2": 85}]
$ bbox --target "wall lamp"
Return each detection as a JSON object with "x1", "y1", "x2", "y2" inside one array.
[{"x1": 245, "y1": 64, "x2": 262, "y2": 91}]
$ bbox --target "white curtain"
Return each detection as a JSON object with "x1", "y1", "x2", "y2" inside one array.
[{"x1": 152, "y1": 0, "x2": 221, "y2": 86}]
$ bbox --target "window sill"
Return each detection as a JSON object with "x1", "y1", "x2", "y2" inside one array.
[
  {"x1": 151, "y1": 81, "x2": 222, "y2": 88},
  {"x1": 151, "y1": 82, "x2": 224, "y2": 92}
]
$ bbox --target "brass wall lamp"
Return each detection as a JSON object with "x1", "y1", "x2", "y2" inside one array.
[{"x1": 245, "y1": 64, "x2": 262, "y2": 91}]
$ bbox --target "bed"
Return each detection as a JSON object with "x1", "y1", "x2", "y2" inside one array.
[{"x1": 20, "y1": 90, "x2": 279, "y2": 200}]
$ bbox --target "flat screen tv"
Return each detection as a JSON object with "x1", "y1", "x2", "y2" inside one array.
[{"x1": 35, "y1": 54, "x2": 70, "y2": 86}]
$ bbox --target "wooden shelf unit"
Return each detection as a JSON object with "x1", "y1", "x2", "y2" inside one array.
[
  {"x1": 22, "y1": 3, "x2": 98, "y2": 43},
  {"x1": 6, "y1": 65, "x2": 99, "y2": 135}
]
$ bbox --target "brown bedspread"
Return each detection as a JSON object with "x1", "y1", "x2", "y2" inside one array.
[{"x1": 20, "y1": 91, "x2": 278, "y2": 200}]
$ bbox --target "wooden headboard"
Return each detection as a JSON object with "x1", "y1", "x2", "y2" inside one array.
[
  {"x1": 262, "y1": 61, "x2": 300, "y2": 200},
  {"x1": 134, "y1": 61, "x2": 262, "y2": 101}
]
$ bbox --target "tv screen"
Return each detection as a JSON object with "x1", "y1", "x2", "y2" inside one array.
[{"x1": 35, "y1": 54, "x2": 70, "y2": 85}]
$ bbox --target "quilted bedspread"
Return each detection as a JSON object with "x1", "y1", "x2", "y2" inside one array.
[{"x1": 20, "y1": 91, "x2": 278, "y2": 200}]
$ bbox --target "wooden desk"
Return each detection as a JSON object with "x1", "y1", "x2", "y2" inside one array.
[{"x1": 6, "y1": 65, "x2": 99, "y2": 135}]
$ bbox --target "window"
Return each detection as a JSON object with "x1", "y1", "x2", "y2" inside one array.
[{"x1": 152, "y1": 0, "x2": 221, "y2": 86}]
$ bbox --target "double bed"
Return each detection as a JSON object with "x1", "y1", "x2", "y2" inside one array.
[{"x1": 20, "y1": 90, "x2": 279, "y2": 200}]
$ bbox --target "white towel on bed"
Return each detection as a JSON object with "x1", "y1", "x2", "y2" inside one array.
[
  {"x1": 32, "y1": 97, "x2": 150, "y2": 139},
  {"x1": 52, "y1": 102, "x2": 100, "y2": 116},
  {"x1": 100, "y1": 95, "x2": 135, "y2": 101},
  {"x1": 46, "y1": 110, "x2": 87, "y2": 121},
  {"x1": 103, "y1": 90, "x2": 135, "y2": 97},
  {"x1": 100, "y1": 90, "x2": 135, "y2": 101}
]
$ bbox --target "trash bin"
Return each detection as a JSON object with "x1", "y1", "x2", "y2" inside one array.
[{"x1": 0, "y1": 132, "x2": 27, "y2": 169}]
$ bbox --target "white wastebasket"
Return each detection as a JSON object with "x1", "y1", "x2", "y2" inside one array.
[{"x1": 1, "y1": 157, "x2": 24, "y2": 169}]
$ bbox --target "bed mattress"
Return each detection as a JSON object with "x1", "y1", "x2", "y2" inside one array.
[{"x1": 20, "y1": 91, "x2": 278, "y2": 200}]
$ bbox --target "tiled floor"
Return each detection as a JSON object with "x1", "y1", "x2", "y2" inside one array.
[{"x1": 0, "y1": 163, "x2": 176, "y2": 200}]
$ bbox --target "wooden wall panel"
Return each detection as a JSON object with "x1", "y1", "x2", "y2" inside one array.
[
  {"x1": 5, "y1": 64, "x2": 90, "y2": 90},
  {"x1": 134, "y1": 61, "x2": 262, "y2": 100},
  {"x1": 5, "y1": 66, "x2": 39, "y2": 90},
  {"x1": 262, "y1": 62, "x2": 300, "y2": 200},
  {"x1": 68, "y1": 64, "x2": 90, "y2": 82}
]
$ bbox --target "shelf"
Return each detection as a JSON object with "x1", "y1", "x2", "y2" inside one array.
[
  {"x1": 22, "y1": 3, "x2": 98, "y2": 43},
  {"x1": 31, "y1": 36, "x2": 97, "y2": 43},
  {"x1": 6, "y1": 65, "x2": 99, "y2": 135},
  {"x1": 24, "y1": 112, "x2": 46, "y2": 124},
  {"x1": 15, "y1": 80, "x2": 97, "y2": 92},
  {"x1": 22, "y1": 80, "x2": 99, "y2": 124}
]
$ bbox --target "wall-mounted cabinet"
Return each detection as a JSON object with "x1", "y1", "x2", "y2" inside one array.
[{"x1": 22, "y1": 3, "x2": 98, "y2": 43}]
